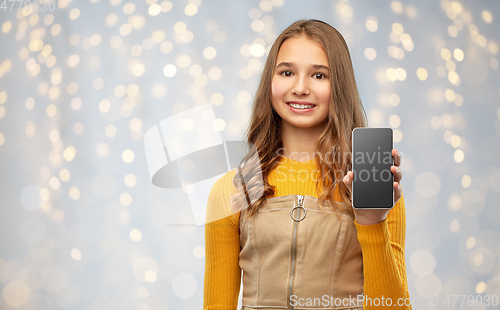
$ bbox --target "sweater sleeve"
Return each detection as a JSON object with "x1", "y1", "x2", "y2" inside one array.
[
  {"x1": 354, "y1": 188, "x2": 412, "y2": 309},
  {"x1": 203, "y1": 172, "x2": 241, "y2": 310}
]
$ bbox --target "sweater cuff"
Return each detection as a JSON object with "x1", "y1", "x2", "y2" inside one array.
[{"x1": 354, "y1": 217, "x2": 391, "y2": 247}]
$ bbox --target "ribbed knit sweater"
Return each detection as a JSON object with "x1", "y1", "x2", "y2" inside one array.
[{"x1": 204, "y1": 156, "x2": 411, "y2": 309}]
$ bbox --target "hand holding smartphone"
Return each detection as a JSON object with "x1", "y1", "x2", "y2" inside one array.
[{"x1": 351, "y1": 127, "x2": 394, "y2": 209}]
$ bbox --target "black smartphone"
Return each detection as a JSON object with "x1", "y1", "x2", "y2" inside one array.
[{"x1": 351, "y1": 127, "x2": 394, "y2": 209}]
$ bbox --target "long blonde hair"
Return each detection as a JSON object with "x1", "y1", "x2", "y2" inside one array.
[{"x1": 231, "y1": 19, "x2": 367, "y2": 218}]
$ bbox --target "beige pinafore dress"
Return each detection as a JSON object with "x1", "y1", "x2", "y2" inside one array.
[{"x1": 239, "y1": 194, "x2": 364, "y2": 310}]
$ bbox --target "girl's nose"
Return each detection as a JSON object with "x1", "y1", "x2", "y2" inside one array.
[{"x1": 292, "y1": 76, "x2": 310, "y2": 96}]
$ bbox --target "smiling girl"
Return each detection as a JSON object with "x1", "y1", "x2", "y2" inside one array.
[{"x1": 204, "y1": 19, "x2": 411, "y2": 310}]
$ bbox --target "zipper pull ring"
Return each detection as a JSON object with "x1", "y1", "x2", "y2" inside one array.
[{"x1": 291, "y1": 195, "x2": 306, "y2": 222}]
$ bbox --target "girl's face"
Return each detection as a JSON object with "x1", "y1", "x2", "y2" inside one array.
[{"x1": 271, "y1": 35, "x2": 331, "y2": 131}]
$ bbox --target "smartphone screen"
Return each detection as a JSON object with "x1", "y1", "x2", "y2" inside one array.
[{"x1": 351, "y1": 127, "x2": 394, "y2": 209}]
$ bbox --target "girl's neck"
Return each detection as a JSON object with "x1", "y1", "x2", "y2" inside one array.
[{"x1": 280, "y1": 120, "x2": 324, "y2": 162}]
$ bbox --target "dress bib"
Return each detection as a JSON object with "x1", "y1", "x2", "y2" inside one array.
[{"x1": 239, "y1": 194, "x2": 364, "y2": 310}]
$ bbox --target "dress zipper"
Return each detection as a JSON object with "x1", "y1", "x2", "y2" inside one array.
[{"x1": 288, "y1": 194, "x2": 304, "y2": 309}]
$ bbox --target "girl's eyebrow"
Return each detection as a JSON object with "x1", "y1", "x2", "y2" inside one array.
[
  {"x1": 275, "y1": 62, "x2": 329, "y2": 71},
  {"x1": 275, "y1": 61, "x2": 294, "y2": 69}
]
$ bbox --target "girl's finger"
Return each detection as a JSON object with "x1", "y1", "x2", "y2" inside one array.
[
  {"x1": 343, "y1": 171, "x2": 353, "y2": 188},
  {"x1": 394, "y1": 182, "x2": 402, "y2": 203},
  {"x1": 391, "y1": 166, "x2": 402, "y2": 184},
  {"x1": 343, "y1": 174, "x2": 349, "y2": 185},
  {"x1": 392, "y1": 149, "x2": 400, "y2": 167}
]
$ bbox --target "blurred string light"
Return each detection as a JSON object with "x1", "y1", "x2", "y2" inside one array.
[
  {"x1": 368, "y1": 0, "x2": 499, "y2": 302},
  {"x1": 0, "y1": 0, "x2": 499, "y2": 309}
]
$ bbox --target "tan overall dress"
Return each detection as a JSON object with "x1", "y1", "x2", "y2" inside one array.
[{"x1": 239, "y1": 194, "x2": 364, "y2": 310}]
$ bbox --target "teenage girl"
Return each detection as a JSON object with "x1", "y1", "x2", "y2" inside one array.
[{"x1": 204, "y1": 19, "x2": 411, "y2": 310}]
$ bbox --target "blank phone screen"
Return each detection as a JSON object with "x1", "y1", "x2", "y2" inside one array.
[{"x1": 352, "y1": 128, "x2": 394, "y2": 209}]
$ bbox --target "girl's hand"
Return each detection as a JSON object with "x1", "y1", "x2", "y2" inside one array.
[{"x1": 343, "y1": 149, "x2": 403, "y2": 225}]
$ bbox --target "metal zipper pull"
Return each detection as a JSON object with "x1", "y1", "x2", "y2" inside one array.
[
  {"x1": 297, "y1": 194, "x2": 304, "y2": 207},
  {"x1": 290, "y1": 195, "x2": 306, "y2": 222}
]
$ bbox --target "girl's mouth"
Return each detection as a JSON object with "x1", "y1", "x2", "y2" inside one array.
[{"x1": 286, "y1": 102, "x2": 316, "y2": 112}]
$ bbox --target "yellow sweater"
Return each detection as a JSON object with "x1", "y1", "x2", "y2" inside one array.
[{"x1": 204, "y1": 157, "x2": 411, "y2": 309}]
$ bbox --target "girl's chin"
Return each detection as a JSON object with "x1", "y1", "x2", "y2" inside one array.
[{"x1": 282, "y1": 119, "x2": 326, "y2": 130}]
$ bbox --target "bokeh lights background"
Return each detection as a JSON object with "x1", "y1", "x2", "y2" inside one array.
[{"x1": 1, "y1": 0, "x2": 500, "y2": 309}]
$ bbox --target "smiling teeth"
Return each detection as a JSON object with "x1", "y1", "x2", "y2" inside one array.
[{"x1": 289, "y1": 103, "x2": 315, "y2": 109}]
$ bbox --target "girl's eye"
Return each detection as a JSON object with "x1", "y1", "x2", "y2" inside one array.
[
  {"x1": 281, "y1": 70, "x2": 293, "y2": 77},
  {"x1": 314, "y1": 73, "x2": 327, "y2": 79}
]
